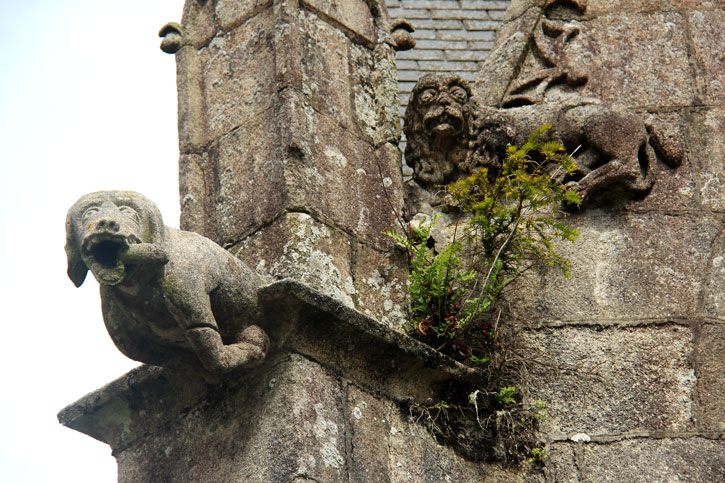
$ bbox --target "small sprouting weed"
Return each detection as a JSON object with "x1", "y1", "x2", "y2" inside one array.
[
  {"x1": 470, "y1": 354, "x2": 491, "y2": 365},
  {"x1": 387, "y1": 127, "x2": 571, "y2": 463},
  {"x1": 494, "y1": 386, "x2": 518, "y2": 405},
  {"x1": 529, "y1": 446, "x2": 548, "y2": 462}
]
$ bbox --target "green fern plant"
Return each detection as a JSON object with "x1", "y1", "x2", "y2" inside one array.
[
  {"x1": 386, "y1": 220, "x2": 475, "y2": 338},
  {"x1": 389, "y1": 125, "x2": 580, "y2": 352}
]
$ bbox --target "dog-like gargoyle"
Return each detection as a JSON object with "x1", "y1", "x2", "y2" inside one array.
[{"x1": 65, "y1": 191, "x2": 270, "y2": 377}]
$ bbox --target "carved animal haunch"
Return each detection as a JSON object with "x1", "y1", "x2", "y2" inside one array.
[{"x1": 65, "y1": 191, "x2": 270, "y2": 376}]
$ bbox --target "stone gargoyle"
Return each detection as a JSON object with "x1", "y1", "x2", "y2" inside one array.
[
  {"x1": 403, "y1": 73, "x2": 682, "y2": 211},
  {"x1": 65, "y1": 191, "x2": 270, "y2": 377}
]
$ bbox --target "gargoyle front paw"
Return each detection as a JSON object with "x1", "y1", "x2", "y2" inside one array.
[
  {"x1": 237, "y1": 344, "x2": 266, "y2": 369},
  {"x1": 214, "y1": 342, "x2": 267, "y2": 372},
  {"x1": 187, "y1": 326, "x2": 268, "y2": 374}
]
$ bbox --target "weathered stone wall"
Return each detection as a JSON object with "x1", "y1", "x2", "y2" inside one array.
[
  {"x1": 471, "y1": 1, "x2": 725, "y2": 479},
  {"x1": 175, "y1": 0, "x2": 408, "y2": 327},
  {"x1": 59, "y1": 282, "x2": 540, "y2": 483}
]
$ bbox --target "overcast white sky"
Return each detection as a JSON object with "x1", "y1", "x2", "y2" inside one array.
[{"x1": 0, "y1": 1, "x2": 186, "y2": 481}]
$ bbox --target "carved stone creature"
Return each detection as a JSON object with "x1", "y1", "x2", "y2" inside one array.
[
  {"x1": 404, "y1": 73, "x2": 681, "y2": 204},
  {"x1": 65, "y1": 191, "x2": 270, "y2": 377},
  {"x1": 404, "y1": 73, "x2": 506, "y2": 188}
]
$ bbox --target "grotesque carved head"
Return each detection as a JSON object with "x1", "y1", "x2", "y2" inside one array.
[
  {"x1": 414, "y1": 73, "x2": 471, "y2": 140},
  {"x1": 65, "y1": 191, "x2": 165, "y2": 287},
  {"x1": 404, "y1": 73, "x2": 476, "y2": 187}
]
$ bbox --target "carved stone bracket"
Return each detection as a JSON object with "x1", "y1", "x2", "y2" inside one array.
[{"x1": 57, "y1": 280, "x2": 487, "y2": 481}]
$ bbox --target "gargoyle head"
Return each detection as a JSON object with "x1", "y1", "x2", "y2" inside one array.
[
  {"x1": 413, "y1": 73, "x2": 471, "y2": 141},
  {"x1": 404, "y1": 74, "x2": 476, "y2": 187},
  {"x1": 65, "y1": 191, "x2": 165, "y2": 287}
]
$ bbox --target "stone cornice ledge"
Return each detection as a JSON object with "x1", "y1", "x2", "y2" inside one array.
[{"x1": 58, "y1": 279, "x2": 483, "y2": 453}]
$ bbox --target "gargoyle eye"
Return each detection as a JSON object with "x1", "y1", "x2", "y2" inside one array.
[
  {"x1": 82, "y1": 207, "x2": 99, "y2": 224},
  {"x1": 419, "y1": 89, "x2": 437, "y2": 104},
  {"x1": 119, "y1": 206, "x2": 141, "y2": 225},
  {"x1": 450, "y1": 86, "x2": 468, "y2": 103}
]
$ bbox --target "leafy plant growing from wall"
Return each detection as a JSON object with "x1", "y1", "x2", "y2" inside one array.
[
  {"x1": 389, "y1": 125, "x2": 579, "y2": 355},
  {"x1": 387, "y1": 125, "x2": 580, "y2": 463}
]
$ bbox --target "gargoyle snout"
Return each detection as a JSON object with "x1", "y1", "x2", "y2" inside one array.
[
  {"x1": 96, "y1": 218, "x2": 120, "y2": 232},
  {"x1": 89, "y1": 201, "x2": 126, "y2": 233}
]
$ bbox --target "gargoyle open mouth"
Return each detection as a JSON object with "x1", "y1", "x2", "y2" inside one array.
[
  {"x1": 82, "y1": 233, "x2": 140, "y2": 285},
  {"x1": 424, "y1": 111, "x2": 463, "y2": 139}
]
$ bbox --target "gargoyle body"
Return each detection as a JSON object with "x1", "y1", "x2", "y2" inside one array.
[{"x1": 65, "y1": 191, "x2": 269, "y2": 377}]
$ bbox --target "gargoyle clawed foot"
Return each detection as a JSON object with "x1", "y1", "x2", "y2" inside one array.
[{"x1": 187, "y1": 326, "x2": 269, "y2": 374}]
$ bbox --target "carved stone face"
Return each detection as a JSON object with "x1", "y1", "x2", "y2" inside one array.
[
  {"x1": 66, "y1": 191, "x2": 163, "y2": 287},
  {"x1": 414, "y1": 74, "x2": 470, "y2": 140},
  {"x1": 403, "y1": 74, "x2": 475, "y2": 187}
]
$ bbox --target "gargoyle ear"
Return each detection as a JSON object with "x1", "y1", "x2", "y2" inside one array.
[
  {"x1": 65, "y1": 211, "x2": 87, "y2": 287},
  {"x1": 66, "y1": 245, "x2": 88, "y2": 287}
]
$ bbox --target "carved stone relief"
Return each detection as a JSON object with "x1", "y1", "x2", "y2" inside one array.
[
  {"x1": 502, "y1": 0, "x2": 591, "y2": 107},
  {"x1": 65, "y1": 191, "x2": 270, "y2": 377},
  {"x1": 404, "y1": 0, "x2": 684, "y2": 221},
  {"x1": 404, "y1": 73, "x2": 681, "y2": 217}
]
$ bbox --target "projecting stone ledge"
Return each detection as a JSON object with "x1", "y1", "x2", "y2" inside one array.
[{"x1": 59, "y1": 280, "x2": 513, "y2": 482}]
